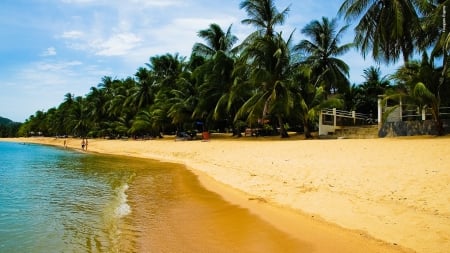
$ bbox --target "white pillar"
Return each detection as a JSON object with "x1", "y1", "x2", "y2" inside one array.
[
  {"x1": 377, "y1": 96, "x2": 382, "y2": 129},
  {"x1": 333, "y1": 108, "x2": 337, "y2": 129}
]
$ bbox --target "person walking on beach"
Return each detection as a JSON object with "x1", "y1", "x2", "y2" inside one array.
[
  {"x1": 84, "y1": 138, "x2": 88, "y2": 151},
  {"x1": 81, "y1": 138, "x2": 85, "y2": 150}
]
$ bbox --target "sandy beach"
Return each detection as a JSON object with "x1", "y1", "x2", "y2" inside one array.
[{"x1": 6, "y1": 135, "x2": 449, "y2": 253}]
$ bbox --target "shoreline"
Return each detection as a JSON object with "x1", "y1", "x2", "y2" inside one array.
[{"x1": 4, "y1": 135, "x2": 449, "y2": 252}]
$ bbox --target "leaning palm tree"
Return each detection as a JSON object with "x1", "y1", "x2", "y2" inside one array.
[
  {"x1": 294, "y1": 16, "x2": 353, "y2": 94},
  {"x1": 338, "y1": 0, "x2": 421, "y2": 63}
]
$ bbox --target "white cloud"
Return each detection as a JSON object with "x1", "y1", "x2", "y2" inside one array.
[
  {"x1": 35, "y1": 60, "x2": 83, "y2": 72},
  {"x1": 92, "y1": 33, "x2": 142, "y2": 56},
  {"x1": 61, "y1": 0, "x2": 185, "y2": 8},
  {"x1": 40, "y1": 47, "x2": 57, "y2": 57},
  {"x1": 61, "y1": 30, "x2": 84, "y2": 39},
  {"x1": 127, "y1": 0, "x2": 185, "y2": 7},
  {"x1": 3, "y1": 59, "x2": 112, "y2": 120}
]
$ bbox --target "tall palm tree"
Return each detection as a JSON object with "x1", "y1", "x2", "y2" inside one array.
[
  {"x1": 146, "y1": 53, "x2": 185, "y2": 91},
  {"x1": 85, "y1": 86, "x2": 108, "y2": 136},
  {"x1": 191, "y1": 23, "x2": 240, "y2": 130},
  {"x1": 294, "y1": 16, "x2": 353, "y2": 94},
  {"x1": 236, "y1": 32, "x2": 294, "y2": 137},
  {"x1": 192, "y1": 51, "x2": 237, "y2": 129},
  {"x1": 192, "y1": 23, "x2": 239, "y2": 58},
  {"x1": 70, "y1": 96, "x2": 89, "y2": 137},
  {"x1": 237, "y1": 0, "x2": 293, "y2": 137},
  {"x1": 338, "y1": 0, "x2": 421, "y2": 63},
  {"x1": 240, "y1": 0, "x2": 290, "y2": 38},
  {"x1": 128, "y1": 67, "x2": 155, "y2": 111}
]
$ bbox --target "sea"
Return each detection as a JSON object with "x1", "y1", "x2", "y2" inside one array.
[
  {"x1": 0, "y1": 141, "x2": 144, "y2": 252},
  {"x1": 0, "y1": 141, "x2": 307, "y2": 253}
]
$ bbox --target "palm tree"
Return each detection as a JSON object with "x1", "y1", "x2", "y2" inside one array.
[
  {"x1": 358, "y1": 66, "x2": 391, "y2": 115},
  {"x1": 70, "y1": 96, "x2": 90, "y2": 137},
  {"x1": 240, "y1": 0, "x2": 290, "y2": 38},
  {"x1": 338, "y1": 0, "x2": 421, "y2": 63},
  {"x1": 416, "y1": 1, "x2": 450, "y2": 115},
  {"x1": 291, "y1": 65, "x2": 343, "y2": 138},
  {"x1": 191, "y1": 23, "x2": 240, "y2": 130},
  {"x1": 391, "y1": 53, "x2": 445, "y2": 135},
  {"x1": 128, "y1": 67, "x2": 155, "y2": 111},
  {"x1": 146, "y1": 53, "x2": 185, "y2": 91},
  {"x1": 294, "y1": 16, "x2": 353, "y2": 94},
  {"x1": 236, "y1": 32, "x2": 294, "y2": 138},
  {"x1": 237, "y1": 0, "x2": 293, "y2": 137},
  {"x1": 192, "y1": 23, "x2": 239, "y2": 58}
]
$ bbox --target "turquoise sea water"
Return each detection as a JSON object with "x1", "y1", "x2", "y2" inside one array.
[
  {"x1": 0, "y1": 141, "x2": 309, "y2": 253},
  {"x1": 0, "y1": 141, "x2": 141, "y2": 252}
]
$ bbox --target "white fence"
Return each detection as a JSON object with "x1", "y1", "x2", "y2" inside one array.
[{"x1": 319, "y1": 108, "x2": 374, "y2": 135}]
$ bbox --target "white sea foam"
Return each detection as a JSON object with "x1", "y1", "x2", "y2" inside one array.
[{"x1": 114, "y1": 184, "x2": 131, "y2": 217}]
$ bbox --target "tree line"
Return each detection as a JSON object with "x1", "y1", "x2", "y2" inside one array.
[{"x1": 16, "y1": 0, "x2": 450, "y2": 138}]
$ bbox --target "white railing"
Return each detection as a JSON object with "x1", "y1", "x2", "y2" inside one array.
[{"x1": 319, "y1": 108, "x2": 375, "y2": 135}]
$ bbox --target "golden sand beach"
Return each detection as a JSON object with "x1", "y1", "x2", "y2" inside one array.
[{"x1": 8, "y1": 135, "x2": 450, "y2": 253}]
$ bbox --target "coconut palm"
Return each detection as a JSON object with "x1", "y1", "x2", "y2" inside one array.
[
  {"x1": 146, "y1": 53, "x2": 185, "y2": 91},
  {"x1": 69, "y1": 96, "x2": 90, "y2": 137},
  {"x1": 128, "y1": 67, "x2": 155, "y2": 111},
  {"x1": 192, "y1": 23, "x2": 239, "y2": 58},
  {"x1": 291, "y1": 65, "x2": 343, "y2": 138},
  {"x1": 294, "y1": 16, "x2": 353, "y2": 94},
  {"x1": 416, "y1": 1, "x2": 450, "y2": 112},
  {"x1": 338, "y1": 0, "x2": 421, "y2": 63},
  {"x1": 392, "y1": 53, "x2": 445, "y2": 135},
  {"x1": 191, "y1": 23, "x2": 240, "y2": 130},
  {"x1": 236, "y1": 32, "x2": 294, "y2": 138},
  {"x1": 240, "y1": 0, "x2": 290, "y2": 38},
  {"x1": 358, "y1": 66, "x2": 391, "y2": 115}
]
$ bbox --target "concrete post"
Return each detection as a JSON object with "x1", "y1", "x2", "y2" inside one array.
[
  {"x1": 333, "y1": 108, "x2": 337, "y2": 129},
  {"x1": 377, "y1": 96, "x2": 383, "y2": 129}
]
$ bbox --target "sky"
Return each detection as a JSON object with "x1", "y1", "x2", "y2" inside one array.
[{"x1": 0, "y1": 0, "x2": 400, "y2": 122}]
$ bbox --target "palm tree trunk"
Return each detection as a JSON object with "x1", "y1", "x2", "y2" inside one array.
[
  {"x1": 277, "y1": 115, "x2": 289, "y2": 138},
  {"x1": 303, "y1": 118, "x2": 313, "y2": 139}
]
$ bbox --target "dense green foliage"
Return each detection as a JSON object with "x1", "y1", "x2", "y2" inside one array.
[
  {"x1": 0, "y1": 117, "x2": 21, "y2": 137},
  {"x1": 16, "y1": 0, "x2": 450, "y2": 138}
]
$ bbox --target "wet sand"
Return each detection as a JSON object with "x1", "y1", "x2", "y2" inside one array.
[{"x1": 6, "y1": 135, "x2": 450, "y2": 253}]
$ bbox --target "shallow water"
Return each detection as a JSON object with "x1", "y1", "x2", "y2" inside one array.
[{"x1": 0, "y1": 141, "x2": 308, "y2": 252}]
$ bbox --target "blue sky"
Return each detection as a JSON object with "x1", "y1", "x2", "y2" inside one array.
[{"x1": 0, "y1": 0, "x2": 399, "y2": 122}]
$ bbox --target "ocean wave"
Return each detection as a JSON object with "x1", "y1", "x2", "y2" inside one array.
[{"x1": 114, "y1": 184, "x2": 131, "y2": 218}]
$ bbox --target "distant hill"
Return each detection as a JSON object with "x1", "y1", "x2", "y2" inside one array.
[
  {"x1": 0, "y1": 116, "x2": 14, "y2": 125},
  {"x1": 0, "y1": 116, "x2": 21, "y2": 137}
]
